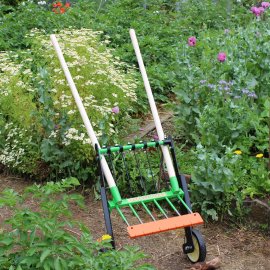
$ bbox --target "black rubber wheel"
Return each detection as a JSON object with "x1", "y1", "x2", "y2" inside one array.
[{"x1": 185, "y1": 229, "x2": 206, "y2": 263}]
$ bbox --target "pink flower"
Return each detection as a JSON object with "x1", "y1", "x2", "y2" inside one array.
[
  {"x1": 259, "y1": 6, "x2": 265, "y2": 14},
  {"x1": 251, "y1": 6, "x2": 264, "y2": 16},
  {"x1": 261, "y1": 2, "x2": 270, "y2": 8},
  {"x1": 217, "y1": 52, "x2": 226, "y2": 62},
  {"x1": 111, "y1": 106, "x2": 120, "y2": 114},
  {"x1": 153, "y1": 134, "x2": 159, "y2": 140},
  {"x1": 188, "y1": 36, "x2": 196, "y2": 47}
]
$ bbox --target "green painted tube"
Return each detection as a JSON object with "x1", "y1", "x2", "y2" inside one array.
[
  {"x1": 98, "y1": 140, "x2": 164, "y2": 154},
  {"x1": 110, "y1": 186, "x2": 122, "y2": 203},
  {"x1": 170, "y1": 176, "x2": 180, "y2": 193}
]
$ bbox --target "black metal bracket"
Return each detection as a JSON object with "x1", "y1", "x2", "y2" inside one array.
[{"x1": 168, "y1": 136, "x2": 195, "y2": 254}]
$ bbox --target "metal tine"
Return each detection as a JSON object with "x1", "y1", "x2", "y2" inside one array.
[
  {"x1": 157, "y1": 147, "x2": 163, "y2": 192},
  {"x1": 141, "y1": 201, "x2": 156, "y2": 221},
  {"x1": 153, "y1": 199, "x2": 168, "y2": 219},
  {"x1": 107, "y1": 151, "x2": 116, "y2": 181},
  {"x1": 116, "y1": 206, "x2": 130, "y2": 226},
  {"x1": 133, "y1": 150, "x2": 147, "y2": 194},
  {"x1": 145, "y1": 147, "x2": 155, "y2": 186},
  {"x1": 129, "y1": 204, "x2": 143, "y2": 224},
  {"x1": 165, "y1": 197, "x2": 180, "y2": 216},
  {"x1": 120, "y1": 151, "x2": 132, "y2": 193},
  {"x1": 177, "y1": 195, "x2": 193, "y2": 214}
]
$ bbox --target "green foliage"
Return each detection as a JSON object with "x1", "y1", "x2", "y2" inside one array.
[
  {"x1": 190, "y1": 146, "x2": 238, "y2": 221},
  {"x1": 0, "y1": 29, "x2": 139, "y2": 181},
  {"x1": 1, "y1": 0, "x2": 24, "y2": 7},
  {"x1": 0, "y1": 1, "x2": 95, "y2": 50},
  {"x1": 0, "y1": 178, "x2": 155, "y2": 270},
  {"x1": 93, "y1": 0, "x2": 250, "y2": 101},
  {"x1": 1, "y1": 0, "x2": 270, "y2": 221},
  {"x1": 172, "y1": 3, "x2": 270, "y2": 220}
]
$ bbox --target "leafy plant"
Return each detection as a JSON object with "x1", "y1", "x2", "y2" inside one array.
[{"x1": 0, "y1": 178, "x2": 155, "y2": 270}]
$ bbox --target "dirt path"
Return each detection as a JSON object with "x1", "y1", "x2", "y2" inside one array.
[{"x1": 0, "y1": 175, "x2": 270, "y2": 270}]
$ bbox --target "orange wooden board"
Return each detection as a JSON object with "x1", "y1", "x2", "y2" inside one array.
[{"x1": 127, "y1": 212, "x2": 203, "y2": 238}]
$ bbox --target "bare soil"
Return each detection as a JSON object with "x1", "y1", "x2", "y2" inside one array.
[{"x1": 0, "y1": 174, "x2": 270, "y2": 270}]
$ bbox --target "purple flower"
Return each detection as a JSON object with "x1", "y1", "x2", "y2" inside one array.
[
  {"x1": 242, "y1": 89, "x2": 249, "y2": 94},
  {"x1": 188, "y1": 36, "x2": 197, "y2": 47},
  {"x1": 262, "y1": 2, "x2": 270, "y2": 8},
  {"x1": 248, "y1": 92, "x2": 258, "y2": 99},
  {"x1": 208, "y1": 84, "x2": 215, "y2": 89},
  {"x1": 224, "y1": 29, "x2": 230, "y2": 34},
  {"x1": 217, "y1": 52, "x2": 226, "y2": 62},
  {"x1": 111, "y1": 106, "x2": 120, "y2": 114},
  {"x1": 251, "y1": 6, "x2": 264, "y2": 16},
  {"x1": 200, "y1": 80, "x2": 207, "y2": 84},
  {"x1": 153, "y1": 134, "x2": 159, "y2": 140},
  {"x1": 219, "y1": 80, "x2": 227, "y2": 85},
  {"x1": 224, "y1": 86, "x2": 230, "y2": 91}
]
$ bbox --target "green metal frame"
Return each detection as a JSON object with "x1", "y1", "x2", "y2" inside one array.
[{"x1": 98, "y1": 139, "x2": 191, "y2": 226}]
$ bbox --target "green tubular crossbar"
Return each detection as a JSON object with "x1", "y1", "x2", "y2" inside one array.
[
  {"x1": 108, "y1": 189, "x2": 184, "y2": 210},
  {"x1": 98, "y1": 140, "x2": 165, "y2": 155}
]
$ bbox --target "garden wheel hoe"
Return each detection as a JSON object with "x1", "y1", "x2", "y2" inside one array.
[{"x1": 51, "y1": 29, "x2": 207, "y2": 263}]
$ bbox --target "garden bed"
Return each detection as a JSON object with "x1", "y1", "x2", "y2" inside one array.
[{"x1": 0, "y1": 174, "x2": 269, "y2": 270}]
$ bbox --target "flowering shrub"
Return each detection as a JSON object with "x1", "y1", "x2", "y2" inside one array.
[
  {"x1": 173, "y1": 4, "x2": 270, "y2": 219},
  {"x1": 0, "y1": 28, "x2": 139, "y2": 181}
]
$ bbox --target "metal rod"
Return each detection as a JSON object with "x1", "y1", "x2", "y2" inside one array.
[
  {"x1": 165, "y1": 197, "x2": 180, "y2": 216},
  {"x1": 121, "y1": 152, "x2": 132, "y2": 193},
  {"x1": 116, "y1": 206, "x2": 129, "y2": 226},
  {"x1": 177, "y1": 195, "x2": 193, "y2": 214},
  {"x1": 129, "y1": 204, "x2": 143, "y2": 224},
  {"x1": 145, "y1": 149, "x2": 155, "y2": 184},
  {"x1": 107, "y1": 152, "x2": 116, "y2": 180},
  {"x1": 133, "y1": 151, "x2": 146, "y2": 194},
  {"x1": 141, "y1": 202, "x2": 156, "y2": 221},
  {"x1": 153, "y1": 199, "x2": 168, "y2": 218}
]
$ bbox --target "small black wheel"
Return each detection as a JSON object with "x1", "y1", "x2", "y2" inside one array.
[{"x1": 185, "y1": 229, "x2": 206, "y2": 263}]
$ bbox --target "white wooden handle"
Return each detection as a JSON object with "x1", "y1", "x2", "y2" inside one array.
[
  {"x1": 129, "y1": 29, "x2": 177, "y2": 180},
  {"x1": 50, "y1": 34, "x2": 116, "y2": 188}
]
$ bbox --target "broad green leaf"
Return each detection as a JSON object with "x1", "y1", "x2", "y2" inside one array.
[
  {"x1": 40, "y1": 249, "x2": 51, "y2": 263},
  {"x1": 54, "y1": 257, "x2": 62, "y2": 270}
]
